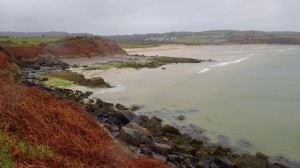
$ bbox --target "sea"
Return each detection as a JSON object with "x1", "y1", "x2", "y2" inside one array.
[{"x1": 84, "y1": 45, "x2": 300, "y2": 162}]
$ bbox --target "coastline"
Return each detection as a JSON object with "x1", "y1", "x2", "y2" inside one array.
[
  {"x1": 20, "y1": 52, "x2": 300, "y2": 168},
  {"x1": 124, "y1": 44, "x2": 187, "y2": 53}
]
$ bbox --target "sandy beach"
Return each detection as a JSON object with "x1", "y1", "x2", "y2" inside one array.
[{"x1": 124, "y1": 44, "x2": 187, "y2": 53}]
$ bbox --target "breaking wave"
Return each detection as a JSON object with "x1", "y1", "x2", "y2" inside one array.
[
  {"x1": 198, "y1": 68, "x2": 210, "y2": 74},
  {"x1": 96, "y1": 85, "x2": 125, "y2": 94},
  {"x1": 198, "y1": 57, "x2": 250, "y2": 74}
]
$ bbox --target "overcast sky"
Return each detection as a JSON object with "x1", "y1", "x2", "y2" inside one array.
[{"x1": 0, "y1": 0, "x2": 300, "y2": 35}]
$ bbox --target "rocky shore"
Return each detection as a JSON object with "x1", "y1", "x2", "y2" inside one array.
[{"x1": 20, "y1": 58, "x2": 298, "y2": 168}]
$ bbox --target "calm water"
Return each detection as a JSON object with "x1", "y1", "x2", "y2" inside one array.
[{"x1": 87, "y1": 45, "x2": 300, "y2": 161}]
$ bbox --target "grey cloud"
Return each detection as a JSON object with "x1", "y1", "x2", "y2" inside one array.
[{"x1": 0, "y1": 0, "x2": 299, "y2": 35}]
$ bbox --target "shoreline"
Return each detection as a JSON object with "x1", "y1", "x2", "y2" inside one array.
[
  {"x1": 21, "y1": 55, "x2": 300, "y2": 168},
  {"x1": 124, "y1": 44, "x2": 281, "y2": 54}
]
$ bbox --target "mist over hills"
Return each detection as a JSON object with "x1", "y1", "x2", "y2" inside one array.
[
  {"x1": 1, "y1": 30, "x2": 300, "y2": 45},
  {"x1": 0, "y1": 31, "x2": 92, "y2": 37}
]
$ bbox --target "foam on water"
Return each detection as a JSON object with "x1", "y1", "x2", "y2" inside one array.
[
  {"x1": 198, "y1": 57, "x2": 250, "y2": 74},
  {"x1": 198, "y1": 68, "x2": 210, "y2": 74},
  {"x1": 96, "y1": 85, "x2": 125, "y2": 94},
  {"x1": 210, "y1": 57, "x2": 249, "y2": 67}
]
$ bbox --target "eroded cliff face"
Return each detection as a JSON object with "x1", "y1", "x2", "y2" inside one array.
[
  {"x1": 3, "y1": 46, "x2": 42, "y2": 59},
  {"x1": 0, "y1": 36, "x2": 127, "y2": 75},
  {"x1": 0, "y1": 36, "x2": 127, "y2": 63},
  {"x1": 41, "y1": 36, "x2": 127, "y2": 58},
  {"x1": 0, "y1": 52, "x2": 11, "y2": 69}
]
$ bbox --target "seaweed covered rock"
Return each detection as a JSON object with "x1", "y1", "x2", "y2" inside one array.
[
  {"x1": 161, "y1": 124, "x2": 181, "y2": 135},
  {"x1": 47, "y1": 70, "x2": 110, "y2": 87}
]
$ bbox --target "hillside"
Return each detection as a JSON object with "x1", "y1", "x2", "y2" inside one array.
[
  {"x1": 0, "y1": 36, "x2": 127, "y2": 60},
  {"x1": 105, "y1": 30, "x2": 300, "y2": 47},
  {"x1": 0, "y1": 41, "x2": 166, "y2": 167},
  {"x1": 0, "y1": 76, "x2": 168, "y2": 167}
]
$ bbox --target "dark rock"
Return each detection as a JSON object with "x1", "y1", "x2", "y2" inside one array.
[
  {"x1": 115, "y1": 110, "x2": 135, "y2": 124},
  {"x1": 150, "y1": 142, "x2": 172, "y2": 155},
  {"x1": 100, "y1": 117, "x2": 108, "y2": 123},
  {"x1": 116, "y1": 103, "x2": 126, "y2": 110},
  {"x1": 131, "y1": 105, "x2": 140, "y2": 111},
  {"x1": 30, "y1": 63, "x2": 41, "y2": 70},
  {"x1": 215, "y1": 158, "x2": 236, "y2": 168},
  {"x1": 88, "y1": 99, "x2": 94, "y2": 104},
  {"x1": 111, "y1": 125, "x2": 120, "y2": 132},
  {"x1": 184, "y1": 158, "x2": 196, "y2": 168},
  {"x1": 209, "y1": 162, "x2": 220, "y2": 168},
  {"x1": 111, "y1": 131, "x2": 120, "y2": 138},
  {"x1": 177, "y1": 115, "x2": 185, "y2": 121},
  {"x1": 141, "y1": 137, "x2": 154, "y2": 144},
  {"x1": 176, "y1": 145, "x2": 197, "y2": 154},
  {"x1": 161, "y1": 125, "x2": 181, "y2": 135},
  {"x1": 191, "y1": 138, "x2": 204, "y2": 146},
  {"x1": 256, "y1": 152, "x2": 269, "y2": 160},
  {"x1": 119, "y1": 122, "x2": 149, "y2": 146},
  {"x1": 168, "y1": 154, "x2": 182, "y2": 162},
  {"x1": 85, "y1": 91, "x2": 93, "y2": 97},
  {"x1": 151, "y1": 116, "x2": 163, "y2": 123},
  {"x1": 160, "y1": 137, "x2": 172, "y2": 145},
  {"x1": 119, "y1": 127, "x2": 141, "y2": 146},
  {"x1": 132, "y1": 116, "x2": 141, "y2": 124},
  {"x1": 40, "y1": 77, "x2": 48, "y2": 81},
  {"x1": 236, "y1": 154, "x2": 269, "y2": 168},
  {"x1": 140, "y1": 144, "x2": 152, "y2": 155},
  {"x1": 152, "y1": 153, "x2": 167, "y2": 163},
  {"x1": 126, "y1": 121, "x2": 150, "y2": 137},
  {"x1": 167, "y1": 162, "x2": 178, "y2": 168},
  {"x1": 72, "y1": 64, "x2": 79, "y2": 68}
]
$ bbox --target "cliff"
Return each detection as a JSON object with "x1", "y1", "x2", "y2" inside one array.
[{"x1": 41, "y1": 36, "x2": 127, "y2": 58}]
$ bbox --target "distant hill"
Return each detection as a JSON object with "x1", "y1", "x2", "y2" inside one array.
[
  {"x1": 0, "y1": 31, "x2": 93, "y2": 37},
  {"x1": 104, "y1": 30, "x2": 300, "y2": 46}
]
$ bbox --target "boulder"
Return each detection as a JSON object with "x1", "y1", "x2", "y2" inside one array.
[
  {"x1": 116, "y1": 110, "x2": 134, "y2": 124},
  {"x1": 256, "y1": 152, "x2": 269, "y2": 160},
  {"x1": 150, "y1": 142, "x2": 172, "y2": 155},
  {"x1": 85, "y1": 91, "x2": 93, "y2": 97},
  {"x1": 126, "y1": 121, "x2": 150, "y2": 137},
  {"x1": 161, "y1": 125, "x2": 181, "y2": 135},
  {"x1": 119, "y1": 122, "x2": 149, "y2": 146},
  {"x1": 119, "y1": 127, "x2": 141, "y2": 146},
  {"x1": 215, "y1": 158, "x2": 236, "y2": 168},
  {"x1": 152, "y1": 153, "x2": 167, "y2": 163},
  {"x1": 140, "y1": 144, "x2": 152, "y2": 155},
  {"x1": 177, "y1": 115, "x2": 185, "y2": 121}
]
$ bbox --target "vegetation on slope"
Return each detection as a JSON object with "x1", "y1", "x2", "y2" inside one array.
[
  {"x1": 0, "y1": 76, "x2": 168, "y2": 167},
  {"x1": 0, "y1": 36, "x2": 127, "y2": 59}
]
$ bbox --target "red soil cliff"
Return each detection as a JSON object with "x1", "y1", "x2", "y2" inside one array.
[
  {"x1": 3, "y1": 46, "x2": 42, "y2": 59},
  {"x1": 42, "y1": 36, "x2": 127, "y2": 58},
  {"x1": 0, "y1": 52, "x2": 11, "y2": 69}
]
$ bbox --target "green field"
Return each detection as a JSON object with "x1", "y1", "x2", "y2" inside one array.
[{"x1": 0, "y1": 36, "x2": 65, "y2": 46}]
